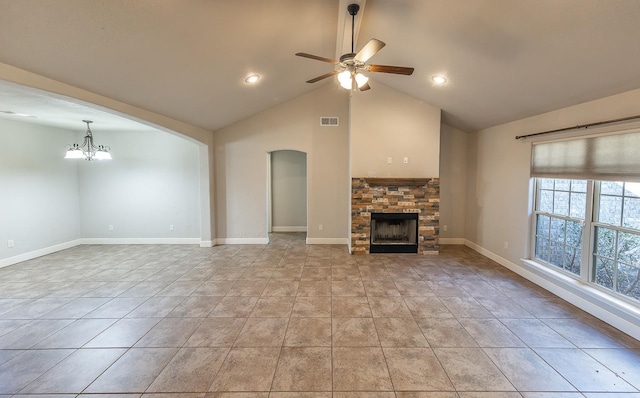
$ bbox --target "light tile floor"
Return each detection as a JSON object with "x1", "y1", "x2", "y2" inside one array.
[{"x1": 0, "y1": 232, "x2": 639, "y2": 397}]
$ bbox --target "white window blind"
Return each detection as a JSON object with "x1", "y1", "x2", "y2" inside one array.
[{"x1": 531, "y1": 130, "x2": 640, "y2": 182}]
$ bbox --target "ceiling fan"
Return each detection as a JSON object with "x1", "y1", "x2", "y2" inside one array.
[{"x1": 296, "y1": 3, "x2": 414, "y2": 92}]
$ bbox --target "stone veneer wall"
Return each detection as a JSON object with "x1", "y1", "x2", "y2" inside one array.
[{"x1": 351, "y1": 178, "x2": 439, "y2": 255}]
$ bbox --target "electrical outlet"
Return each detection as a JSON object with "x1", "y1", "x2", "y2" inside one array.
[
  {"x1": 108, "y1": 225, "x2": 114, "y2": 231},
  {"x1": 504, "y1": 241, "x2": 509, "y2": 249},
  {"x1": 387, "y1": 157, "x2": 392, "y2": 164},
  {"x1": 7, "y1": 240, "x2": 14, "y2": 248},
  {"x1": 443, "y1": 225, "x2": 448, "y2": 232},
  {"x1": 319, "y1": 224, "x2": 324, "y2": 231},
  {"x1": 169, "y1": 224, "x2": 174, "y2": 231},
  {"x1": 403, "y1": 156, "x2": 409, "y2": 164}
]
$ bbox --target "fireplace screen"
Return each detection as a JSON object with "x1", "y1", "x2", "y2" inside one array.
[{"x1": 370, "y1": 213, "x2": 418, "y2": 253}]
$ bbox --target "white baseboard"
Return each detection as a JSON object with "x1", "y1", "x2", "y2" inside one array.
[
  {"x1": 0, "y1": 239, "x2": 82, "y2": 269},
  {"x1": 272, "y1": 226, "x2": 307, "y2": 232},
  {"x1": 81, "y1": 238, "x2": 200, "y2": 245},
  {"x1": 215, "y1": 238, "x2": 269, "y2": 245},
  {"x1": 200, "y1": 240, "x2": 214, "y2": 248},
  {"x1": 439, "y1": 237, "x2": 465, "y2": 244},
  {"x1": 306, "y1": 238, "x2": 349, "y2": 245},
  {"x1": 463, "y1": 239, "x2": 640, "y2": 341}
]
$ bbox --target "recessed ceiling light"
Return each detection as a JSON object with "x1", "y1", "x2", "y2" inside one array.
[
  {"x1": 244, "y1": 74, "x2": 260, "y2": 84},
  {"x1": 431, "y1": 75, "x2": 447, "y2": 85}
]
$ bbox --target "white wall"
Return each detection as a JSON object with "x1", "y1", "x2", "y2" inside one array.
[
  {"x1": 466, "y1": 87, "x2": 640, "y2": 339},
  {"x1": 79, "y1": 129, "x2": 201, "y2": 241},
  {"x1": 350, "y1": 82, "x2": 441, "y2": 178},
  {"x1": 271, "y1": 150, "x2": 307, "y2": 231},
  {"x1": 0, "y1": 119, "x2": 81, "y2": 262},
  {"x1": 213, "y1": 84, "x2": 350, "y2": 243},
  {"x1": 439, "y1": 123, "x2": 468, "y2": 240}
]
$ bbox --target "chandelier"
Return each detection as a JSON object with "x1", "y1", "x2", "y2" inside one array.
[{"x1": 64, "y1": 120, "x2": 112, "y2": 161}]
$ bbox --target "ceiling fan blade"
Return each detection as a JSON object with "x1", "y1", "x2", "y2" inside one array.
[
  {"x1": 368, "y1": 64, "x2": 415, "y2": 75},
  {"x1": 355, "y1": 39, "x2": 386, "y2": 63},
  {"x1": 295, "y1": 52, "x2": 339, "y2": 65},
  {"x1": 359, "y1": 82, "x2": 371, "y2": 91},
  {"x1": 306, "y1": 70, "x2": 340, "y2": 83}
]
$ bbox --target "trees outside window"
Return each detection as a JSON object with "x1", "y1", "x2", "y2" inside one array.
[{"x1": 534, "y1": 179, "x2": 640, "y2": 303}]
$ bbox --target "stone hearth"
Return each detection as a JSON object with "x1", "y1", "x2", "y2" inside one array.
[{"x1": 351, "y1": 177, "x2": 439, "y2": 255}]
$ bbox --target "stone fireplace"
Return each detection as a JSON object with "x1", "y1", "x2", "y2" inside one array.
[{"x1": 351, "y1": 177, "x2": 439, "y2": 255}]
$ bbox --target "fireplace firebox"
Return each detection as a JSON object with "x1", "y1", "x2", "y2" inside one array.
[{"x1": 370, "y1": 213, "x2": 418, "y2": 253}]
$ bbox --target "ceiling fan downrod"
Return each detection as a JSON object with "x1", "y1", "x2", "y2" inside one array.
[{"x1": 347, "y1": 3, "x2": 360, "y2": 54}]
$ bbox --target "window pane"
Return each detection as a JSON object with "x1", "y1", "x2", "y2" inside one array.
[
  {"x1": 599, "y1": 195, "x2": 622, "y2": 225},
  {"x1": 624, "y1": 182, "x2": 640, "y2": 198},
  {"x1": 617, "y1": 231, "x2": 640, "y2": 265},
  {"x1": 540, "y1": 178, "x2": 554, "y2": 190},
  {"x1": 553, "y1": 191, "x2": 570, "y2": 216},
  {"x1": 538, "y1": 190, "x2": 552, "y2": 213},
  {"x1": 601, "y1": 181, "x2": 623, "y2": 196},
  {"x1": 570, "y1": 192, "x2": 586, "y2": 219},
  {"x1": 566, "y1": 221, "x2": 582, "y2": 246},
  {"x1": 535, "y1": 237, "x2": 550, "y2": 262},
  {"x1": 550, "y1": 217, "x2": 566, "y2": 242},
  {"x1": 549, "y1": 240, "x2": 564, "y2": 268},
  {"x1": 536, "y1": 214, "x2": 550, "y2": 236},
  {"x1": 555, "y1": 179, "x2": 570, "y2": 191},
  {"x1": 571, "y1": 180, "x2": 587, "y2": 193},
  {"x1": 594, "y1": 226, "x2": 616, "y2": 258},
  {"x1": 593, "y1": 256, "x2": 614, "y2": 289},
  {"x1": 623, "y1": 197, "x2": 640, "y2": 230},
  {"x1": 565, "y1": 246, "x2": 581, "y2": 275},
  {"x1": 617, "y1": 263, "x2": 640, "y2": 301}
]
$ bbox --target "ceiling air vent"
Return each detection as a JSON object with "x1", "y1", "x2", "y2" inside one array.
[{"x1": 320, "y1": 117, "x2": 339, "y2": 126}]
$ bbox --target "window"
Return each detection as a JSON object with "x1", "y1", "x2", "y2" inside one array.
[
  {"x1": 533, "y1": 179, "x2": 586, "y2": 276},
  {"x1": 592, "y1": 181, "x2": 640, "y2": 300},
  {"x1": 533, "y1": 178, "x2": 640, "y2": 303}
]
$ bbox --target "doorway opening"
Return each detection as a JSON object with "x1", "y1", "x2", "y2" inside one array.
[{"x1": 267, "y1": 150, "x2": 308, "y2": 243}]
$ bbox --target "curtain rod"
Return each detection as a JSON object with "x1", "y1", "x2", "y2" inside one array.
[{"x1": 515, "y1": 114, "x2": 640, "y2": 140}]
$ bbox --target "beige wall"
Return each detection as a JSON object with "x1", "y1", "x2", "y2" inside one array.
[
  {"x1": 213, "y1": 84, "x2": 350, "y2": 242},
  {"x1": 350, "y1": 82, "x2": 441, "y2": 178},
  {"x1": 439, "y1": 124, "x2": 468, "y2": 240},
  {"x1": 466, "y1": 87, "x2": 640, "y2": 263}
]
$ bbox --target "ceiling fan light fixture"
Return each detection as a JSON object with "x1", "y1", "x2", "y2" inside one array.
[
  {"x1": 296, "y1": 3, "x2": 413, "y2": 91},
  {"x1": 355, "y1": 72, "x2": 369, "y2": 87},
  {"x1": 338, "y1": 70, "x2": 352, "y2": 90},
  {"x1": 338, "y1": 70, "x2": 369, "y2": 90},
  {"x1": 244, "y1": 74, "x2": 260, "y2": 84},
  {"x1": 431, "y1": 75, "x2": 447, "y2": 85}
]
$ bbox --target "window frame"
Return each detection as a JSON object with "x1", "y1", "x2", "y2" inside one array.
[
  {"x1": 531, "y1": 178, "x2": 593, "y2": 280},
  {"x1": 531, "y1": 178, "x2": 640, "y2": 306}
]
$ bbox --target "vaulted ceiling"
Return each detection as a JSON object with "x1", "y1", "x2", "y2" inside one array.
[{"x1": 1, "y1": 0, "x2": 640, "y2": 133}]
